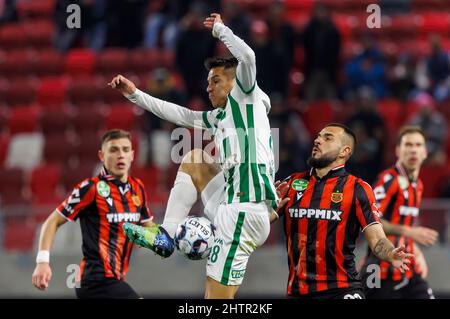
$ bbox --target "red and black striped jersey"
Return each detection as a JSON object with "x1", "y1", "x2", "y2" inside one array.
[
  {"x1": 364, "y1": 162, "x2": 423, "y2": 281},
  {"x1": 277, "y1": 165, "x2": 381, "y2": 296},
  {"x1": 56, "y1": 166, "x2": 153, "y2": 284}
]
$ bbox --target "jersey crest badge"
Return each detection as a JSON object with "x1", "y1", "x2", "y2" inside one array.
[
  {"x1": 331, "y1": 192, "x2": 343, "y2": 203},
  {"x1": 131, "y1": 194, "x2": 141, "y2": 207},
  {"x1": 97, "y1": 181, "x2": 111, "y2": 197}
]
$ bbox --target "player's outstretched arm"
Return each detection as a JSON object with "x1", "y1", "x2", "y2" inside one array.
[
  {"x1": 364, "y1": 223, "x2": 414, "y2": 273},
  {"x1": 31, "y1": 210, "x2": 67, "y2": 291},
  {"x1": 381, "y1": 219, "x2": 438, "y2": 246},
  {"x1": 109, "y1": 74, "x2": 205, "y2": 129},
  {"x1": 204, "y1": 13, "x2": 256, "y2": 94}
]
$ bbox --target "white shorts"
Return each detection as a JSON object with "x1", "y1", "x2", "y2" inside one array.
[{"x1": 201, "y1": 173, "x2": 271, "y2": 286}]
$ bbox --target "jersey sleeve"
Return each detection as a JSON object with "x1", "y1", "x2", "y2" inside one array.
[
  {"x1": 354, "y1": 179, "x2": 381, "y2": 232},
  {"x1": 201, "y1": 108, "x2": 225, "y2": 135},
  {"x1": 56, "y1": 178, "x2": 96, "y2": 221},
  {"x1": 213, "y1": 22, "x2": 256, "y2": 95},
  {"x1": 372, "y1": 171, "x2": 398, "y2": 217},
  {"x1": 136, "y1": 179, "x2": 154, "y2": 224}
]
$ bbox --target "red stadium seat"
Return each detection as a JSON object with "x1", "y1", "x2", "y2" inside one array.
[
  {"x1": 71, "y1": 107, "x2": 105, "y2": 134},
  {"x1": 95, "y1": 49, "x2": 129, "y2": 74},
  {"x1": 36, "y1": 76, "x2": 70, "y2": 108},
  {"x1": 420, "y1": 164, "x2": 447, "y2": 198},
  {"x1": 39, "y1": 109, "x2": 71, "y2": 136},
  {"x1": 30, "y1": 164, "x2": 61, "y2": 201},
  {"x1": 0, "y1": 133, "x2": 10, "y2": 166},
  {"x1": 417, "y1": 13, "x2": 450, "y2": 36},
  {"x1": 3, "y1": 220, "x2": 36, "y2": 252},
  {"x1": 105, "y1": 104, "x2": 138, "y2": 131},
  {"x1": 61, "y1": 162, "x2": 97, "y2": 193},
  {"x1": 16, "y1": 0, "x2": 56, "y2": 19},
  {"x1": 29, "y1": 49, "x2": 64, "y2": 76},
  {"x1": 0, "y1": 23, "x2": 26, "y2": 49},
  {"x1": 65, "y1": 48, "x2": 96, "y2": 76},
  {"x1": 42, "y1": 134, "x2": 76, "y2": 165},
  {"x1": 67, "y1": 75, "x2": 103, "y2": 104},
  {"x1": 0, "y1": 50, "x2": 33, "y2": 76},
  {"x1": 132, "y1": 165, "x2": 161, "y2": 188},
  {"x1": 2, "y1": 77, "x2": 37, "y2": 106},
  {"x1": 23, "y1": 20, "x2": 54, "y2": 49},
  {"x1": 377, "y1": 99, "x2": 404, "y2": 134},
  {"x1": 0, "y1": 168, "x2": 26, "y2": 205},
  {"x1": 8, "y1": 106, "x2": 40, "y2": 135},
  {"x1": 128, "y1": 49, "x2": 160, "y2": 73},
  {"x1": 302, "y1": 100, "x2": 336, "y2": 135},
  {"x1": 74, "y1": 134, "x2": 102, "y2": 164}
]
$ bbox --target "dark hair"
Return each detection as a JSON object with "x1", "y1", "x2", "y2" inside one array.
[
  {"x1": 101, "y1": 129, "x2": 132, "y2": 147},
  {"x1": 325, "y1": 123, "x2": 357, "y2": 148},
  {"x1": 204, "y1": 56, "x2": 239, "y2": 71},
  {"x1": 396, "y1": 125, "x2": 426, "y2": 145}
]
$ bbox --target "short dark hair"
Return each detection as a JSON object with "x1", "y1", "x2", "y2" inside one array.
[
  {"x1": 324, "y1": 123, "x2": 357, "y2": 148},
  {"x1": 101, "y1": 129, "x2": 132, "y2": 147},
  {"x1": 204, "y1": 56, "x2": 239, "y2": 71},
  {"x1": 396, "y1": 125, "x2": 426, "y2": 145}
]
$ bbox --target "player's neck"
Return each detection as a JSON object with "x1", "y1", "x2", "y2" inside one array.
[
  {"x1": 400, "y1": 162, "x2": 420, "y2": 181},
  {"x1": 314, "y1": 162, "x2": 345, "y2": 179}
]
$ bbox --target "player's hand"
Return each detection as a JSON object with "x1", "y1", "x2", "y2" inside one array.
[
  {"x1": 275, "y1": 180, "x2": 290, "y2": 209},
  {"x1": 388, "y1": 245, "x2": 414, "y2": 273},
  {"x1": 32, "y1": 262, "x2": 52, "y2": 291},
  {"x1": 405, "y1": 226, "x2": 438, "y2": 246},
  {"x1": 415, "y1": 250, "x2": 428, "y2": 278},
  {"x1": 108, "y1": 74, "x2": 136, "y2": 96},
  {"x1": 203, "y1": 13, "x2": 224, "y2": 37}
]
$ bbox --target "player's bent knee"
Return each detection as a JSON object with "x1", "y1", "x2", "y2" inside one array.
[{"x1": 179, "y1": 149, "x2": 220, "y2": 192}]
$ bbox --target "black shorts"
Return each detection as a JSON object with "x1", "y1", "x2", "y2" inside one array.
[
  {"x1": 75, "y1": 278, "x2": 141, "y2": 299},
  {"x1": 288, "y1": 287, "x2": 365, "y2": 299},
  {"x1": 364, "y1": 274, "x2": 435, "y2": 299}
]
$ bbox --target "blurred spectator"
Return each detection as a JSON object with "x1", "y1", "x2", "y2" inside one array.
[
  {"x1": 143, "y1": 0, "x2": 179, "y2": 50},
  {"x1": 250, "y1": 20, "x2": 287, "y2": 97},
  {"x1": 344, "y1": 33, "x2": 387, "y2": 99},
  {"x1": 388, "y1": 53, "x2": 416, "y2": 101},
  {"x1": 0, "y1": 0, "x2": 17, "y2": 24},
  {"x1": 408, "y1": 92, "x2": 447, "y2": 164},
  {"x1": 141, "y1": 68, "x2": 187, "y2": 133},
  {"x1": 416, "y1": 35, "x2": 450, "y2": 101},
  {"x1": 106, "y1": 0, "x2": 149, "y2": 48},
  {"x1": 302, "y1": 2, "x2": 341, "y2": 101},
  {"x1": 175, "y1": 1, "x2": 216, "y2": 103},
  {"x1": 223, "y1": 0, "x2": 251, "y2": 42},
  {"x1": 345, "y1": 87, "x2": 386, "y2": 183},
  {"x1": 54, "y1": 0, "x2": 108, "y2": 52}
]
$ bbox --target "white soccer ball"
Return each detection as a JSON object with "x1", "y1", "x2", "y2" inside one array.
[{"x1": 174, "y1": 216, "x2": 216, "y2": 260}]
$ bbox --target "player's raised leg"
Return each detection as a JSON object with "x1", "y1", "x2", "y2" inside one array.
[{"x1": 123, "y1": 148, "x2": 221, "y2": 258}]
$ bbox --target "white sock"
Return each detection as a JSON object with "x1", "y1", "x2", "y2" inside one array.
[{"x1": 162, "y1": 171, "x2": 198, "y2": 237}]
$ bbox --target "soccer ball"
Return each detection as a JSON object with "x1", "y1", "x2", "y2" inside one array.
[{"x1": 174, "y1": 216, "x2": 216, "y2": 260}]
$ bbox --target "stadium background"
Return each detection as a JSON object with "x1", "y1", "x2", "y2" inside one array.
[{"x1": 1, "y1": 0, "x2": 450, "y2": 298}]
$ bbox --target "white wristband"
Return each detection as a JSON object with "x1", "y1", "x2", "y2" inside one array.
[{"x1": 36, "y1": 250, "x2": 50, "y2": 263}]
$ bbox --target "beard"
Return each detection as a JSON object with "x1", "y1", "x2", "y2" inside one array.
[{"x1": 307, "y1": 153, "x2": 338, "y2": 169}]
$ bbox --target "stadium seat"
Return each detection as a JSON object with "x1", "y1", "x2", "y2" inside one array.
[
  {"x1": 420, "y1": 164, "x2": 447, "y2": 198},
  {"x1": 3, "y1": 220, "x2": 36, "y2": 252},
  {"x1": 61, "y1": 162, "x2": 97, "y2": 193},
  {"x1": 377, "y1": 99, "x2": 404, "y2": 134},
  {"x1": 67, "y1": 75, "x2": 102, "y2": 104},
  {"x1": 65, "y1": 48, "x2": 96, "y2": 76},
  {"x1": 23, "y1": 20, "x2": 54, "y2": 49},
  {"x1": 42, "y1": 134, "x2": 75, "y2": 165},
  {"x1": 29, "y1": 49, "x2": 64, "y2": 76},
  {"x1": 105, "y1": 104, "x2": 139, "y2": 131},
  {"x1": 132, "y1": 165, "x2": 161, "y2": 189},
  {"x1": 302, "y1": 100, "x2": 336, "y2": 135},
  {"x1": 71, "y1": 107, "x2": 105, "y2": 134},
  {"x1": 128, "y1": 49, "x2": 161, "y2": 73},
  {"x1": 95, "y1": 49, "x2": 129, "y2": 74},
  {"x1": 30, "y1": 164, "x2": 62, "y2": 201},
  {"x1": 0, "y1": 168, "x2": 26, "y2": 205},
  {"x1": 36, "y1": 76, "x2": 70, "y2": 108},
  {"x1": 5, "y1": 132, "x2": 44, "y2": 171},
  {"x1": 7, "y1": 106, "x2": 40, "y2": 135},
  {"x1": 0, "y1": 50, "x2": 33, "y2": 76},
  {"x1": 417, "y1": 13, "x2": 450, "y2": 36},
  {"x1": 0, "y1": 133, "x2": 10, "y2": 167},
  {"x1": 0, "y1": 23, "x2": 26, "y2": 49},
  {"x1": 74, "y1": 135, "x2": 102, "y2": 167},
  {"x1": 3, "y1": 77, "x2": 37, "y2": 106},
  {"x1": 39, "y1": 109, "x2": 71, "y2": 137},
  {"x1": 16, "y1": 0, "x2": 56, "y2": 19}
]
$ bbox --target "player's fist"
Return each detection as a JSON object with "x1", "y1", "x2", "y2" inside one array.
[
  {"x1": 108, "y1": 74, "x2": 136, "y2": 96},
  {"x1": 32, "y1": 262, "x2": 52, "y2": 291},
  {"x1": 203, "y1": 13, "x2": 224, "y2": 37}
]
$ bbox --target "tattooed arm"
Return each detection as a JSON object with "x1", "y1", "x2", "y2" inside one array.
[{"x1": 364, "y1": 223, "x2": 413, "y2": 272}]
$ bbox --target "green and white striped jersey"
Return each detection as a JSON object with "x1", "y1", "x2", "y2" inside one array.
[{"x1": 201, "y1": 83, "x2": 277, "y2": 207}]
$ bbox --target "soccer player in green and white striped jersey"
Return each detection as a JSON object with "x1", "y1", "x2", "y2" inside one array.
[{"x1": 109, "y1": 13, "x2": 281, "y2": 299}]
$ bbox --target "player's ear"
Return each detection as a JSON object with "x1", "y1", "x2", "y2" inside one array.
[
  {"x1": 131, "y1": 150, "x2": 135, "y2": 162},
  {"x1": 395, "y1": 145, "x2": 400, "y2": 158},
  {"x1": 98, "y1": 150, "x2": 104, "y2": 162}
]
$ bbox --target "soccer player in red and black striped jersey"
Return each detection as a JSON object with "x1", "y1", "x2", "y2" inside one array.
[
  {"x1": 273, "y1": 123, "x2": 413, "y2": 299},
  {"x1": 32, "y1": 129, "x2": 155, "y2": 298},
  {"x1": 361, "y1": 126, "x2": 438, "y2": 299}
]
